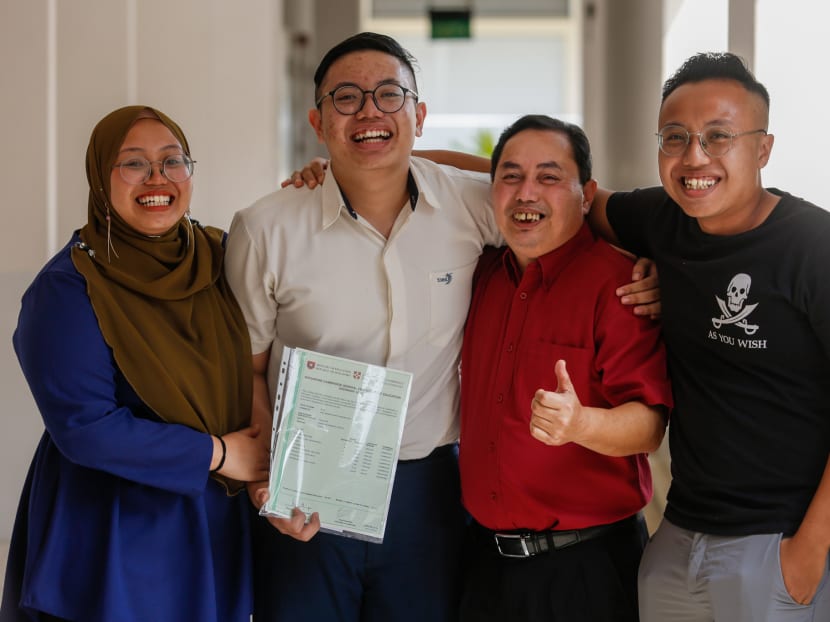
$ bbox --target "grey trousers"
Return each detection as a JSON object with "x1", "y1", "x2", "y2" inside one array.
[{"x1": 639, "y1": 518, "x2": 830, "y2": 622}]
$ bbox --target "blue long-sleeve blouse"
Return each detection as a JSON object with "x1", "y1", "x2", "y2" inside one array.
[{"x1": 1, "y1": 236, "x2": 252, "y2": 622}]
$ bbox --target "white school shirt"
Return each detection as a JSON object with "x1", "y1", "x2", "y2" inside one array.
[{"x1": 225, "y1": 157, "x2": 501, "y2": 459}]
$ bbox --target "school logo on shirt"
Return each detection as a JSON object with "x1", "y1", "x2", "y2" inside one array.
[
  {"x1": 436, "y1": 272, "x2": 453, "y2": 285},
  {"x1": 707, "y1": 273, "x2": 766, "y2": 349},
  {"x1": 307, "y1": 360, "x2": 316, "y2": 369}
]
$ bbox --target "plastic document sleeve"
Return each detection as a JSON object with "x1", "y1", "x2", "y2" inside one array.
[{"x1": 260, "y1": 347, "x2": 412, "y2": 543}]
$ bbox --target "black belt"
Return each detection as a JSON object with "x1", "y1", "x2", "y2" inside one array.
[{"x1": 476, "y1": 514, "x2": 640, "y2": 559}]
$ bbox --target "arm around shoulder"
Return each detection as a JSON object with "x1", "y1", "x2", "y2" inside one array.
[
  {"x1": 587, "y1": 187, "x2": 620, "y2": 245},
  {"x1": 413, "y1": 149, "x2": 490, "y2": 174}
]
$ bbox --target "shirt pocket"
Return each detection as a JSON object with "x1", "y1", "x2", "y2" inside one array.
[
  {"x1": 428, "y1": 261, "x2": 477, "y2": 347},
  {"x1": 519, "y1": 341, "x2": 594, "y2": 400}
]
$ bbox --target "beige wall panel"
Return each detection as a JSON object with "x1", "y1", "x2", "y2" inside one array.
[
  {"x1": 0, "y1": 1, "x2": 53, "y2": 543},
  {"x1": 56, "y1": 0, "x2": 130, "y2": 243},
  {"x1": 1, "y1": 1, "x2": 49, "y2": 271},
  {"x1": 135, "y1": 0, "x2": 285, "y2": 230}
]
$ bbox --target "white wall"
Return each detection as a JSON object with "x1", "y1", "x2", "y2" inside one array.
[
  {"x1": 0, "y1": 0, "x2": 287, "y2": 540},
  {"x1": 756, "y1": 0, "x2": 830, "y2": 207}
]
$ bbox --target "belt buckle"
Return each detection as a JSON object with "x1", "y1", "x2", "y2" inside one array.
[{"x1": 494, "y1": 533, "x2": 531, "y2": 558}]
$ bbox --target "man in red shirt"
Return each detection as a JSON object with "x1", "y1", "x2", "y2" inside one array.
[{"x1": 458, "y1": 114, "x2": 673, "y2": 622}]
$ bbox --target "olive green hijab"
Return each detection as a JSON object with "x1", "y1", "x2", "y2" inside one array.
[{"x1": 71, "y1": 106, "x2": 252, "y2": 486}]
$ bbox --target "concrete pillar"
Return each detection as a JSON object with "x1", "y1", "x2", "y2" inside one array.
[
  {"x1": 284, "y1": 0, "x2": 321, "y2": 164},
  {"x1": 283, "y1": 0, "x2": 362, "y2": 162},
  {"x1": 581, "y1": 0, "x2": 667, "y2": 531},
  {"x1": 582, "y1": 0, "x2": 663, "y2": 190},
  {"x1": 729, "y1": 0, "x2": 756, "y2": 69}
]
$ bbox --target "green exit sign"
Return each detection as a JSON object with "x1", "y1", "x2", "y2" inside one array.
[{"x1": 430, "y1": 9, "x2": 471, "y2": 39}]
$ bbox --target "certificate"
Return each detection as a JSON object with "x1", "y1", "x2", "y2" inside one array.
[{"x1": 261, "y1": 347, "x2": 412, "y2": 542}]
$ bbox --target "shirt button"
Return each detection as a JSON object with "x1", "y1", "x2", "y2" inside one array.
[
  {"x1": 519, "y1": 292, "x2": 528, "y2": 300},
  {"x1": 496, "y1": 393, "x2": 504, "y2": 403},
  {"x1": 507, "y1": 343, "x2": 514, "y2": 352},
  {"x1": 490, "y1": 492, "x2": 497, "y2": 501}
]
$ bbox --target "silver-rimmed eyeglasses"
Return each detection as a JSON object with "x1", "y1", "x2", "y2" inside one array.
[
  {"x1": 656, "y1": 125, "x2": 767, "y2": 157},
  {"x1": 315, "y1": 83, "x2": 418, "y2": 115},
  {"x1": 113, "y1": 154, "x2": 196, "y2": 185}
]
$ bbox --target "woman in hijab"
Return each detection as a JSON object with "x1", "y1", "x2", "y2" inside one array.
[{"x1": 0, "y1": 106, "x2": 269, "y2": 622}]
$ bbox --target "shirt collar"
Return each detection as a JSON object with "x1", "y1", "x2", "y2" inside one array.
[
  {"x1": 322, "y1": 169, "x2": 420, "y2": 227},
  {"x1": 502, "y1": 222, "x2": 596, "y2": 288},
  {"x1": 407, "y1": 158, "x2": 441, "y2": 210}
]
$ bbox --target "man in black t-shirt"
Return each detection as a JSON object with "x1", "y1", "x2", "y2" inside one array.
[{"x1": 589, "y1": 53, "x2": 830, "y2": 622}]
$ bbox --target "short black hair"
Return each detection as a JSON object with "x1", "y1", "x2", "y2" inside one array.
[
  {"x1": 490, "y1": 115, "x2": 592, "y2": 185},
  {"x1": 662, "y1": 52, "x2": 770, "y2": 109},
  {"x1": 313, "y1": 32, "x2": 419, "y2": 101}
]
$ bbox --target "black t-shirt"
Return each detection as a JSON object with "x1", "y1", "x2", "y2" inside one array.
[{"x1": 608, "y1": 187, "x2": 830, "y2": 536}]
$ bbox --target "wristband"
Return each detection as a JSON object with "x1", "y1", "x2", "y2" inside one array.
[{"x1": 210, "y1": 435, "x2": 227, "y2": 473}]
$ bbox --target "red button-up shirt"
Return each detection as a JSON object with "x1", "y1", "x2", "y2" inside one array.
[{"x1": 459, "y1": 223, "x2": 672, "y2": 531}]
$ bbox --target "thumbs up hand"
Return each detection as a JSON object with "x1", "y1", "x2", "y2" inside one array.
[{"x1": 530, "y1": 359, "x2": 586, "y2": 446}]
